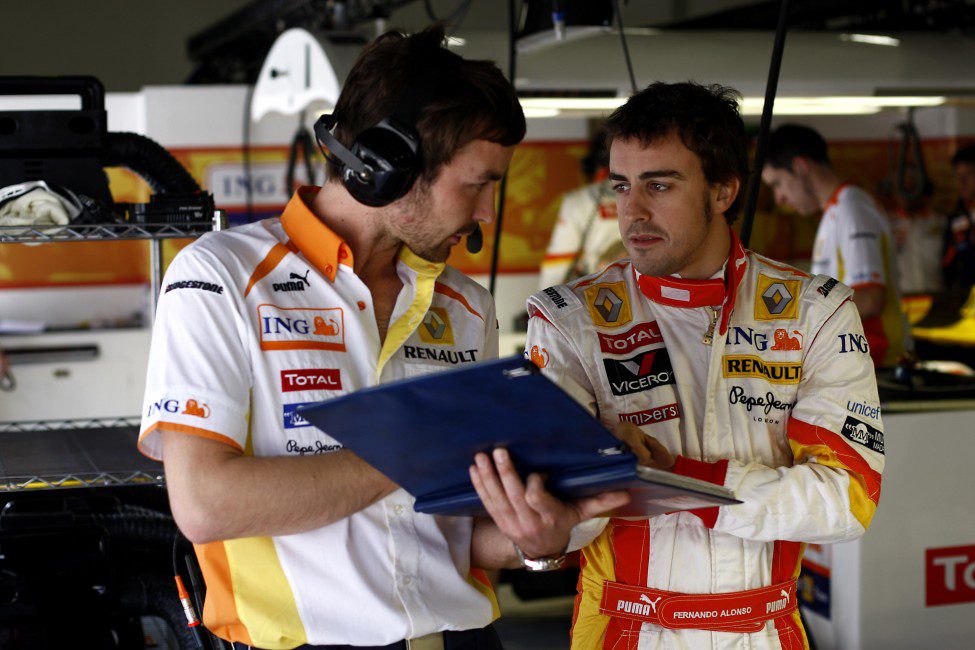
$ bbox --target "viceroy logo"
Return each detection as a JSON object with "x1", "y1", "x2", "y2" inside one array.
[
  {"x1": 603, "y1": 349, "x2": 675, "y2": 396},
  {"x1": 281, "y1": 369, "x2": 342, "y2": 392},
  {"x1": 283, "y1": 402, "x2": 315, "y2": 429},
  {"x1": 598, "y1": 321, "x2": 663, "y2": 355},
  {"x1": 258, "y1": 305, "x2": 346, "y2": 351},
  {"x1": 418, "y1": 307, "x2": 455, "y2": 345}
]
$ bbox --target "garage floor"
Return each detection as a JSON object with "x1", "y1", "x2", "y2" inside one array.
[{"x1": 493, "y1": 585, "x2": 574, "y2": 649}]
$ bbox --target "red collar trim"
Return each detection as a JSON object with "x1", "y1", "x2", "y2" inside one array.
[{"x1": 635, "y1": 228, "x2": 748, "y2": 335}]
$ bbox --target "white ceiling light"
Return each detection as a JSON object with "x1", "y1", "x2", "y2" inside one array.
[
  {"x1": 446, "y1": 36, "x2": 466, "y2": 47},
  {"x1": 522, "y1": 107, "x2": 561, "y2": 118},
  {"x1": 840, "y1": 33, "x2": 901, "y2": 47},
  {"x1": 518, "y1": 95, "x2": 946, "y2": 118}
]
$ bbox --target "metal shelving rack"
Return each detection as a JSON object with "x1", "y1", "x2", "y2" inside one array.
[{"x1": 0, "y1": 215, "x2": 224, "y2": 492}]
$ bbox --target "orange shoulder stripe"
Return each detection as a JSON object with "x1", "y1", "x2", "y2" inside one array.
[
  {"x1": 244, "y1": 243, "x2": 292, "y2": 297},
  {"x1": 434, "y1": 282, "x2": 484, "y2": 321}
]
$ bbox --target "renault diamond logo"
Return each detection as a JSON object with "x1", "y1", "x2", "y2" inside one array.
[
  {"x1": 423, "y1": 311, "x2": 446, "y2": 340},
  {"x1": 594, "y1": 287, "x2": 623, "y2": 323},
  {"x1": 762, "y1": 282, "x2": 793, "y2": 315},
  {"x1": 418, "y1": 307, "x2": 455, "y2": 345}
]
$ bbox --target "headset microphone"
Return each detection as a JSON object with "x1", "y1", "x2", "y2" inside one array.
[{"x1": 466, "y1": 224, "x2": 483, "y2": 254}]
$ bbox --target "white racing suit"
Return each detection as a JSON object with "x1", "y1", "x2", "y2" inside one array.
[{"x1": 526, "y1": 232, "x2": 884, "y2": 649}]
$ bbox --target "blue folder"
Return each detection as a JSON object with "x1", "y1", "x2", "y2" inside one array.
[{"x1": 298, "y1": 356, "x2": 738, "y2": 516}]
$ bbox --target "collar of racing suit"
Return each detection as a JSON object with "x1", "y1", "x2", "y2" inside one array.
[{"x1": 633, "y1": 227, "x2": 748, "y2": 335}]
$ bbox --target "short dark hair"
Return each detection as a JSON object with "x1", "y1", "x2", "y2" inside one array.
[
  {"x1": 604, "y1": 82, "x2": 750, "y2": 223},
  {"x1": 766, "y1": 124, "x2": 831, "y2": 170},
  {"x1": 327, "y1": 24, "x2": 525, "y2": 183},
  {"x1": 952, "y1": 143, "x2": 975, "y2": 167}
]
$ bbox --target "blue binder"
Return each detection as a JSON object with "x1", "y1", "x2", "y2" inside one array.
[{"x1": 298, "y1": 356, "x2": 738, "y2": 516}]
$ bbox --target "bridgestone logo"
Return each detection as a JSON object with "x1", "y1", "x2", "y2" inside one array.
[
  {"x1": 166, "y1": 279, "x2": 224, "y2": 294},
  {"x1": 544, "y1": 287, "x2": 568, "y2": 309}
]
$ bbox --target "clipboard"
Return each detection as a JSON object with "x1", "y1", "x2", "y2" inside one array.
[{"x1": 298, "y1": 356, "x2": 739, "y2": 516}]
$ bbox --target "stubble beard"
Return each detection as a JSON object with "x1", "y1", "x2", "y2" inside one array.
[
  {"x1": 629, "y1": 196, "x2": 713, "y2": 277},
  {"x1": 387, "y1": 184, "x2": 452, "y2": 263}
]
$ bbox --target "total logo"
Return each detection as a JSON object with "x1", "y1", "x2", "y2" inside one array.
[
  {"x1": 258, "y1": 305, "x2": 345, "y2": 352},
  {"x1": 598, "y1": 321, "x2": 663, "y2": 355},
  {"x1": 927, "y1": 545, "x2": 975, "y2": 607},
  {"x1": 603, "y1": 348, "x2": 675, "y2": 396},
  {"x1": 146, "y1": 398, "x2": 210, "y2": 419},
  {"x1": 281, "y1": 369, "x2": 342, "y2": 392}
]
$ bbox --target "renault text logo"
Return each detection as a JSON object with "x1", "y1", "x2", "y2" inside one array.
[
  {"x1": 418, "y1": 307, "x2": 455, "y2": 345},
  {"x1": 585, "y1": 281, "x2": 632, "y2": 328}
]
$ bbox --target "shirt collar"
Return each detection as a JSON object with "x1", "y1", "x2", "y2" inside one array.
[
  {"x1": 280, "y1": 186, "x2": 354, "y2": 282},
  {"x1": 634, "y1": 227, "x2": 748, "y2": 335},
  {"x1": 824, "y1": 182, "x2": 853, "y2": 211}
]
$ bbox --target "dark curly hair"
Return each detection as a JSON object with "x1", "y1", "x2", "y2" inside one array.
[
  {"x1": 604, "y1": 81, "x2": 750, "y2": 223},
  {"x1": 327, "y1": 24, "x2": 525, "y2": 184}
]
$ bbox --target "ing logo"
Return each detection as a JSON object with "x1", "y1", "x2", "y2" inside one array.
[
  {"x1": 181, "y1": 399, "x2": 210, "y2": 418},
  {"x1": 529, "y1": 345, "x2": 549, "y2": 368},
  {"x1": 258, "y1": 304, "x2": 346, "y2": 351}
]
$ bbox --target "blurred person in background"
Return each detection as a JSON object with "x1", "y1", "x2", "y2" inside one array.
[
  {"x1": 538, "y1": 132, "x2": 625, "y2": 289},
  {"x1": 944, "y1": 144, "x2": 975, "y2": 293},
  {"x1": 762, "y1": 124, "x2": 912, "y2": 367}
]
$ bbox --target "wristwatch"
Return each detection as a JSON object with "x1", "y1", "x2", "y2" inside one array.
[{"x1": 513, "y1": 544, "x2": 568, "y2": 572}]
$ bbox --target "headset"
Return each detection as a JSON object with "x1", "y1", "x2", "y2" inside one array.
[{"x1": 313, "y1": 68, "x2": 483, "y2": 253}]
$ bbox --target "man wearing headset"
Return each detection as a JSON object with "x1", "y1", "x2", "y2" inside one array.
[{"x1": 139, "y1": 26, "x2": 626, "y2": 650}]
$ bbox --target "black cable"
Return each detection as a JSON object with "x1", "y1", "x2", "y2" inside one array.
[
  {"x1": 489, "y1": 0, "x2": 519, "y2": 297},
  {"x1": 739, "y1": 0, "x2": 791, "y2": 249},
  {"x1": 612, "y1": 0, "x2": 638, "y2": 95},
  {"x1": 424, "y1": 0, "x2": 474, "y2": 30}
]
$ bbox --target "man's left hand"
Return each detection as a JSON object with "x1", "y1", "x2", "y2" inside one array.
[{"x1": 469, "y1": 448, "x2": 629, "y2": 559}]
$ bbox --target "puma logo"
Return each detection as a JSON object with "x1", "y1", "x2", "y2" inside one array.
[
  {"x1": 640, "y1": 594, "x2": 663, "y2": 613},
  {"x1": 290, "y1": 270, "x2": 311, "y2": 286}
]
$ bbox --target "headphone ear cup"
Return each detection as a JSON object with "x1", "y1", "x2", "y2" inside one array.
[{"x1": 343, "y1": 124, "x2": 420, "y2": 207}]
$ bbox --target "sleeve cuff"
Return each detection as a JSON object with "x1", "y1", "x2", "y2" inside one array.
[{"x1": 672, "y1": 456, "x2": 730, "y2": 529}]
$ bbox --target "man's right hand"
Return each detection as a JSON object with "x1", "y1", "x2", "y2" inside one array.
[{"x1": 614, "y1": 422, "x2": 675, "y2": 470}]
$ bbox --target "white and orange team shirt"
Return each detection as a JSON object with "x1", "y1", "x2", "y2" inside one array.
[
  {"x1": 138, "y1": 188, "x2": 499, "y2": 649},
  {"x1": 539, "y1": 180, "x2": 624, "y2": 290},
  {"x1": 812, "y1": 184, "x2": 911, "y2": 366}
]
